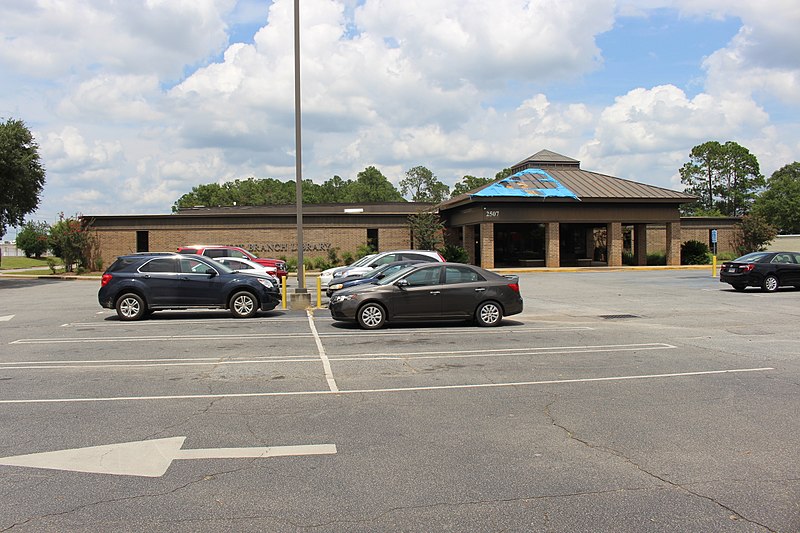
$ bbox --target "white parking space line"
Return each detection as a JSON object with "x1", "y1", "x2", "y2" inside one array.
[
  {"x1": 8, "y1": 326, "x2": 594, "y2": 345},
  {"x1": 61, "y1": 316, "x2": 311, "y2": 328},
  {"x1": 0, "y1": 343, "x2": 675, "y2": 370},
  {"x1": 0, "y1": 367, "x2": 774, "y2": 404},
  {"x1": 307, "y1": 310, "x2": 338, "y2": 392}
]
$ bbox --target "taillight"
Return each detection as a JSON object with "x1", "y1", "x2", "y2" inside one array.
[
  {"x1": 743, "y1": 264, "x2": 755, "y2": 272},
  {"x1": 508, "y1": 283, "x2": 519, "y2": 293},
  {"x1": 101, "y1": 273, "x2": 112, "y2": 287}
]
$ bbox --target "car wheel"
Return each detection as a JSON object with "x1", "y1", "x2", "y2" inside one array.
[
  {"x1": 732, "y1": 284, "x2": 746, "y2": 292},
  {"x1": 357, "y1": 303, "x2": 386, "y2": 329},
  {"x1": 475, "y1": 301, "x2": 503, "y2": 327},
  {"x1": 116, "y1": 293, "x2": 146, "y2": 321},
  {"x1": 230, "y1": 291, "x2": 258, "y2": 318},
  {"x1": 761, "y1": 275, "x2": 779, "y2": 293}
]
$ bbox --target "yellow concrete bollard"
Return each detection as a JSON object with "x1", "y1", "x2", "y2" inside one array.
[
  {"x1": 712, "y1": 255, "x2": 717, "y2": 277},
  {"x1": 282, "y1": 275, "x2": 287, "y2": 309},
  {"x1": 316, "y1": 276, "x2": 322, "y2": 308}
]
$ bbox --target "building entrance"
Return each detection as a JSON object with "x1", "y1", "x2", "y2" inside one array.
[{"x1": 493, "y1": 223, "x2": 545, "y2": 267}]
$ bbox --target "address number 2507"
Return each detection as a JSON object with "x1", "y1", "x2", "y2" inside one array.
[{"x1": 485, "y1": 210, "x2": 500, "y2": 218}]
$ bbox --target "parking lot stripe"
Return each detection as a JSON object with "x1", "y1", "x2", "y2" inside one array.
[
  {"x1": 8, "y1": 326, "x2": 594, "y2": 345},
  {"x1": 0, "y1": 368, "x2": 774, "y2": 404},
  {"x1": 0, "y1": 343, "x2": 675, "y2": 370},
  {"x1": 308, "y1": 310, "x2": 338, "y2": 392}
]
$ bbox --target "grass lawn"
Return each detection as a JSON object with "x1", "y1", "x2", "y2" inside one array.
[{"x1": 0, "y1": 256, "x2": 61, "y2": 270}]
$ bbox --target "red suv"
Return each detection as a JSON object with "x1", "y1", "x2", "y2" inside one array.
[{"x1": 177, "y1": 245, "x2": 288, "y2": 280}]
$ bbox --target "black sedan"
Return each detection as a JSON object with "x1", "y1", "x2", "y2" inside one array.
[
  {"x1": 99, "y1": 253, "x2": 281, "y2": 320},
  {"x1": 325, "y1": 260, "x2": 424, "y2": 297},
  {"x1": 328, "y1": 262, "x2": 523, "y2": 329},
  {"x1": 720, "y1": 251, "x2": 800, "y2": 292}
]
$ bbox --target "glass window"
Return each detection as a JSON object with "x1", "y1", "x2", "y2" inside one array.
[
  {"x1": 445, "y1": 266, "x2": 483, "y2": 284},
  {"x1": 203, "y1": 249, "x2": 226, "y2": 258},
  {"x1": 229, "y1": 249, "x2": 249, "y2": 259},
  {"x1": 139, "y1": 258, "x2": 178, "y2": 273},
  {"x1": 403, "y1": 266, "x2": 442, "y2": 287},
  {"x1": 373, "y1": 253, "x2": 398, "y2": 266},
  {"x1": 403, "y1": 253, "x2": 433, "y2": 262},
  {"x1": 180, "y1": 258, "x2": 212, "y2": 274},
  {"x1": 229, "y1": 259, "x2": 252, "y2": 270}
]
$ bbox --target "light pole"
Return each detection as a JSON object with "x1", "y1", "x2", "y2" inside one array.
[{"x1": 294, "y1": 0, "x2": 305, "y2": 292}]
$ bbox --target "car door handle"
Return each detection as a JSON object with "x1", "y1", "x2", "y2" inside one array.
[
  {"x1": 429, "y1": 291, "x2": 440, "y2": 295},
  {"x1": 474, "y1": 288, "x2": 486, "y2": 292}
]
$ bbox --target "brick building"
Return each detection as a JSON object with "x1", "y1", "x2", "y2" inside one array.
[{"x1": 84, "y1": 150, "x2": 740, "y2": 269}]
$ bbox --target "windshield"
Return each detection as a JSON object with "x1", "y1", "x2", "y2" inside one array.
[
  {"x1": 350, "y1": 254, "x2": 376, "y2": 267},
  {"x1": 734, "y1": 252, "x2": 771, "y2": 263}
]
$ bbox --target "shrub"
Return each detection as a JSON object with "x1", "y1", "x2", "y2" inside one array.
[
  {"x1": 326, "y1": 247, "x2": 340, "y2": 267},
  {"x1": 341, "y1": 251, "x2": 354, "y2": 265},
  {"x1": 285, "y1": 257, "x2": 298, "y2": 272},
  {"x1": 439, "y1": 244, "x2": 468, "y2": 263},
  {"x1": 622, "y1": 250, "x2": 635, "y2": 265},
  {"x1": 646, "y1": 252, "x2": 666, "y2": 265},
  {"x1": 681, "y1": 240, "x2": 711, "y2": 265},
  {"x1": 355, "y1": 243, "x2": 375, "y2": 259},
  {"x1": 49, "y1": 213, "x2": 93, "y2": 272},
  {"x1": 46, "y1": 257, "x2": 58, "y2": 274},
  {"x1": 716, "y1": 251, "x2": 737, "y2": 261},
  {"x1": 312, "y1": 256, "x2": 331, "y2": 270}
]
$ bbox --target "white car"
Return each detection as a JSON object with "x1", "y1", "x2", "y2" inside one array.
[
  {"x1": 323, "y1": 250, "x2": 445, "y2": 287},
  {"x1": 320, "y1": 254, "x2": 376, "y2": 288},
  {"x1": 213, "y1": 257, "x2": 279, "y2": 282}
]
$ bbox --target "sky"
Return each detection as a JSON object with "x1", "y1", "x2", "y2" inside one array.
[{"x1": 2, "y1": 0, "x2": 799, "y2": 239}]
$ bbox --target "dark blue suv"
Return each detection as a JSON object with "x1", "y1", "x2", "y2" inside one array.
[{"x1": 98, "y1": 253, "x2": 281, "y2": 321}]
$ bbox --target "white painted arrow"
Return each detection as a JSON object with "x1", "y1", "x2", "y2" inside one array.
[
  {"x1": 0, "y1": 315, "x2": 14, "y2": 322},
  {"x1": 0, "y1": 437, "x2": 337, "y2": 477}
]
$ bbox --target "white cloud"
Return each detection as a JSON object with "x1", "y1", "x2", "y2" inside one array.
[{"x1": 1, "y1": 0, "x2": 799, "y2": 226}]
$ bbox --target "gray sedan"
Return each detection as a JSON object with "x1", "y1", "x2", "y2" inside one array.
[{"x1": 328, "y1": 262, "x2": 523, "y2": 329}]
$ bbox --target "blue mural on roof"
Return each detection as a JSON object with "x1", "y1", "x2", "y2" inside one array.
[{"x1": 471, "y1": 169, "x2": 579, "y2": 200}]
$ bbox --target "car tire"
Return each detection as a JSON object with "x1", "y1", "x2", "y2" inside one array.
[
  {"x1": 761, "y1": 275, "x2": 779, "y2": 293},
  {"x1": 357, "y1": 303, "x2": 386, "y2": 329},
  {"x1": 230, "y1": 291, "x2": 258, "y2": 318},
  {"x1": 475, "y1": 301, "x2": 503, "y2": 327},
  {"x1": 116, "y1": 293, "x2": 146, "y2": 321},
  {"x1": 732, "y1": 284, "x2": 746, "y2": 292}
]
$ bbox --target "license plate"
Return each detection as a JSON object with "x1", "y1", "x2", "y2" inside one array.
[{"x1": 728, "y1": 267, "x2": 737, "y2": 272}]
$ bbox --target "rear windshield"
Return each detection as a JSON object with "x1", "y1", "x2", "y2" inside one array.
[
  {"x1": 106, "y1": 257, "x2": 139, "y2": 272},
  {"x1": 178, "y1": 248, "x2": 199, "y2": 254},
  {"x1": 734, "y1": 252, "x2": 771, "y2": 263}
]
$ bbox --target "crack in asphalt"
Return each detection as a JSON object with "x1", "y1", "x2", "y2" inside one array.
[
  {"x1": 0, "y1": 464, "x2": 253, "y2": 532},
  {"x1": 543, "y1": 397, "x2": 777, "y2": 533}
]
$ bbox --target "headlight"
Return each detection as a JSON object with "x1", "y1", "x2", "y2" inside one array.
[
  {"x1": 257, "y1": 278, "x2": 275, "y2": 289},
  {"x1": 329, "y1": 283, "x2": 343, "y2": 290},
  {"x1": 331, "y1": 293, "x2": 356, "y2": 304}
]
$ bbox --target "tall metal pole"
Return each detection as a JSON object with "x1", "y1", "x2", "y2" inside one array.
[{"x1": 293, "y1": 0, "x2": 305, "y2": 290}]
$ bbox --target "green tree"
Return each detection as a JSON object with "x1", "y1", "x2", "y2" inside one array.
[
  {"x1": 0, "y1": 118, "x2": 46, "y2": 245},
  {"x1": 733, "y1": 214, "x2": 777, "y2": 255},
  {"x1": 451, "y1": 175, "x2": 494, "y2": 197},
  {"x1": 350, "y1": 166, "x2": 405, "y2": 202},
  {"x1": 495, "y1": 168, "x2": 513, "y2": 180},
  {"x1": 408, "y1": 210, "x2": 444, "y2": 250},
  {"x1": 400, "y1": 166, "x2": 450, "y2": 203},
  {"x1": 49, "y1": 214, "x2": 93, "y2": 272},
  {"x1": 752, "y1": 162, "x2": 800, "y2": 234},
  {"x1": 15, "y1": 220, "x2": 50, "y2": 258},
  {"x1": 679, "y1": 141, "x2": 764, "y2": 216}
]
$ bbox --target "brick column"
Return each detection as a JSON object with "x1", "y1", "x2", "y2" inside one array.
[
  {"x1": 607, "y1": 222, "x2": 623, "y2": 267},
  {"x1": 666, "y1": 221, "x2": 681, "y2": 266},
  {"x1": 463, "y1": 225, "x2": 476, "y2": 265},
  {"x1": 634, "y1": 224, "x2": 647, "y2": 266},
  {"x1": 545, "y1": 222, "x2": 560, "y2": 267},
  {"x1": 480, "y1": 222, "x2": 494, "y2": 269}
]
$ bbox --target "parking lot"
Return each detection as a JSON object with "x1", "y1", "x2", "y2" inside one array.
[{"x1": 0, "y1": 270, "x2": 798, "y2": 532}]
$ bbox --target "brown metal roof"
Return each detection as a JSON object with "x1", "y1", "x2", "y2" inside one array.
[{"x1": 439, "y1": 151, "x2": 695, "y2": 210}]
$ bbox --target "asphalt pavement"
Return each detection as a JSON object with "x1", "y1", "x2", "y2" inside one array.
[{"x1": 0, "y1": 270, "x2": 797, "y2": 532}]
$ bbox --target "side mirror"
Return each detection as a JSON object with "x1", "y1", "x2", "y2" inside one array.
[
  {"x1": 205, "y1": 268, "x2": 217, "y2": 277},
  {"x1": 395, "y1": 278, "x2": 409, "y2": 289},
  {"x1": 375, "y1": 273, "x2": 385, "y2": 279}
]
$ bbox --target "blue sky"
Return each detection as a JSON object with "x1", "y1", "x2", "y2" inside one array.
[{"x1": 1, "y1": 1, "x2": 799, "y2": 240}]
